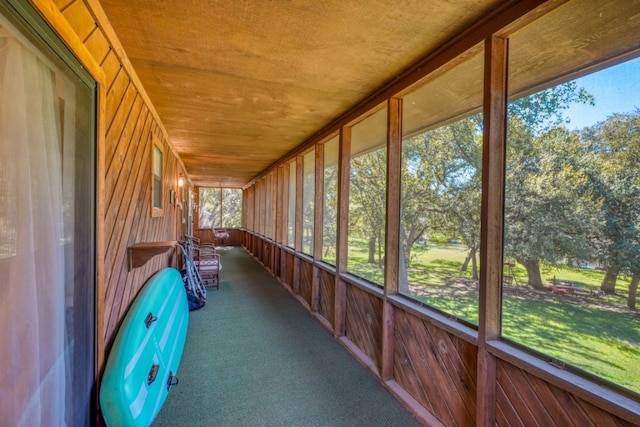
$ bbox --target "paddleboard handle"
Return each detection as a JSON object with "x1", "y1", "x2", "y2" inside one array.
[
  {"x1": 144, "y1": 312, "x2": 158, "y2": 328},
  {"x1": 147, "y1": 364, "x2": 159, "y2": 385},
  {"x1": 166, "y1": 372, "x2": 178, "y2": 391}
]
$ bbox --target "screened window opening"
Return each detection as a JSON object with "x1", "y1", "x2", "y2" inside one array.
[
  {"x1": 322, "y1": 136, "x2": 339, "y2": 265},
  {"x1": 302, "y1": 149, "x2": 315, "y2": 255},
  {"x1": 399, "y1": 46, "x2": 484, "y2": 324},
  {"x1": 198, "y1": 188, "x2": 243, "y2": 229},
  {"x1": 347, "y1": 107, "x2": 387, "y2": 285},
  {"x1": 502, "y1": 0, "x2": 640, "y2": 396},
  {"x1": 287, "y1": 159, "x2": 297, "y2": 248}
]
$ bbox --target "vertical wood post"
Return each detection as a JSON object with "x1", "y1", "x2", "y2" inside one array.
[
  {"x1": 193, "y1": 185, "x2": 200, "y2": 232},
  {"x1": 281, "y1": 163, "x2": 290, "y2": 276},
  {"x1": 382, "y1": 97, "x2": 402, "y2": 381},
  {"x1": 312, "y1": 143, "x2": 325, "y2": 311},
  {"x1": 334, "y1": 126, "x2": 351, "y2": 337},
  {"x1": 478, "y1": 35, "x2": 508, "y2": 427},
  {"x1": 293, "y1": 156, "x2": 303, "y2": 294}
]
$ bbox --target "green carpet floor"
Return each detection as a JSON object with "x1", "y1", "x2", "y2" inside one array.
[{"x1": 152, "y1": 247, "x2": 421, "y2": 427}]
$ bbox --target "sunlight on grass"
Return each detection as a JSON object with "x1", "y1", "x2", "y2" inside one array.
[
  {"x1": 502, "y1": 296, "x2": 640, "y2": 393},
  {"x1": 344, "y1": 238, "x2": 640, "y2": 395}
]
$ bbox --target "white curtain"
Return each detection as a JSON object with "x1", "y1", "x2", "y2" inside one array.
[{"x1": 0, "y1": 24, "x2": 68, "y2": 426}]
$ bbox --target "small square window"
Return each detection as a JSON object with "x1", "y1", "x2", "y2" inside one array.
[{"x1": 151, "y1": 136, "x2": 164, "y2": 217}]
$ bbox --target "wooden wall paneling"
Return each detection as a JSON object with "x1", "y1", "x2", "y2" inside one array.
[
  {"x1": 395, "y1": 310, "x2": 475, "y2": 426},
  {"x1": 107, "y1": 127, "x2": 180, "y2": 345},
  {"x1": 394, "y1": 309, "x2": 476, "y2": 426},
  {"x1": 286, "y1": 251, "x2": 295, "y2": 289},
  {"x1": 84, "y1": 27, "x2": 110, "y2": 65},
  {"x1": 293, "y1": 256, "x2": 300, "y2": 295},
  {"x1": 577, "y1": 400, "x2": 636, "y2": 427},
  {"x1": 497, "y1": 361, "x2": 592, "y2": 426},
  {"x1": 273, "y1": 245, "x2": 281, "y2": 278},
  {"x1": 393, "y1": 314, "x2": 434, "y2": 414},
  {"x1": 226, "y1": 229, "x2": 243, "y2": 246},
  {"x1": 318, "y1": 268, "x2": 335, "y2": 327},
  {"x1": 106, "y1": 144, "x2": 151, "y2": 343},
  {"x1": 263, "y1": 240, "x2": 270, "y2": 268},
  {"x1": 334, "y1": 126, "x2": 351, "y2": 337},
  {"x1": 256, "y1": 234, "x2": 262, "y2": 260},
  {"x1": 59, "y1": 0, "x2": 96, "y2": 41},
  {"x1": 427, "y1": 320, "x2": 477, "y2": 423},
  {"x1": 104, "y1": 95, "x2": 143, "y2": 202},
  {"x1": 497, "y1": 360, "x2": 608, "y2": 427},
  {"x1": 100, "y1": 50, "x2": 120, "y2": 88},
  {"x1": 345, "y1": 285, "x2": 383, "y2": 371},
  {"x1": 102, "y1": 117, "x2": 150, "y2": 325},
  {"x1": 104, "y1": 68, "x2": 131, "y2": 132},
  {"x1": 103, "y1": 110, "x2": 151, "y2": 288},
  {"x1": 299, "y1": 258, "x2": 313, "y2": 306},
  {"x1": 31, "y1": 0, "x2": 104, "y2": 83},
  {"x1": 478, "y1": 35, "x2": 509, "y2": 427},
  {"x1": 53, "y1": 0, "x2": 75, "y2": 12},
  {"x1": 104, "y1": 145, "x2": 152, "y2": 344},
  {"x1": 104, "y1": 82, "x2": 137, "y2": 171}
]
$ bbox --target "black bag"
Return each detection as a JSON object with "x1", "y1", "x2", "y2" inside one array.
[{"x1": 180, "y1": 270, "x2": 205, "y2": 311}]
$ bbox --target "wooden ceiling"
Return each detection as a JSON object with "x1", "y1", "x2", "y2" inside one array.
[{"x1": 98, "y1": 0, "x2": 503, "y2": 187}]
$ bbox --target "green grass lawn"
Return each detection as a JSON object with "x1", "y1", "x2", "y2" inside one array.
[{"x1": 344, "y1": 238, "x2": 640, "y2": 396}]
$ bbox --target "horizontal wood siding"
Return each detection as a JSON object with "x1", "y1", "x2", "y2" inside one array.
[
  {"x1": 318, "y1": 269, "x2": 335, "y2": 327},
  {"x1": 50, "y1": 0, "x2": 186, "y2": 367},
  {"x1": 394, "y1": 309, "x2": 477, "y2": 426},
  {"x1": 299, "y1": 259, "x2": 313, "y2": 305},
  {"x1": 496, "y1": 360, "x2": 635, "y2": 427},
  {"x1": 345, "y1": 285, "x2": 383, "y2": 370}
]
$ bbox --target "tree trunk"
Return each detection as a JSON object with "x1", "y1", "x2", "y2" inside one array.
[
  {"x1": 600, "y1": 266, "x2": 619, "y2": 294},
  {"x1": 519, "y1": 258, "x2": 544, "y2": 290},
  {"x1": 368, "y1": 237, "x2": 376, "y2": 264},
  {"x1": 398, "y1": 244, "x2": 409, "y2": 294},
  {"x1": 471, "y1": 248, "x2": 478, "y2": 280},
  {"x1": 461, "y1": 250, "x2": 472, "y2": 272},
  {"x1": 628, "y1": 272, "x2": 639, "y2": 310}
]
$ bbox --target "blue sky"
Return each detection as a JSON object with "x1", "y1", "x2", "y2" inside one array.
[{"x1": 563, "y1": 56, "x2": 640, "y2": 130}]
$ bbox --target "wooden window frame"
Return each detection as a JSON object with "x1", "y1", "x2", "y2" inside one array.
[{"x1": 151, "y1": 135, "x2": 164, "y2": 217}]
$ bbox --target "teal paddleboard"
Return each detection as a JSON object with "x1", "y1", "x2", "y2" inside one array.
[{"x1": 100, "y1": 268, "x2": 189, "y2": 426}]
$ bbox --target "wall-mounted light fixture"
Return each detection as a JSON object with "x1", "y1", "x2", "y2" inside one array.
[{"x1": 178, "y1": 177, "x2": 184, "y2": 187}]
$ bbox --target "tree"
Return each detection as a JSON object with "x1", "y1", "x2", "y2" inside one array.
[
  {"x1": 399, "y1": 114, "x2": 483, "y2": 291},
  {"x1": 505, "y1": 123, "x2": 598, "y2": 289},
  {"x1": 199, "y1": 188, "x2": 242, "y2": 229},
  {"x1": 503, "y1": 83, "x2": 596, "y2": 289},
  {"x1": 349, "y1": 148, "x2": 387, "y2": 267},
  {"x1": 582, "y1": 112, "x2": 640, "y2": 299},
  {"x1": 322, "y1": 165, "x2": 338, "y2": 262}
]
